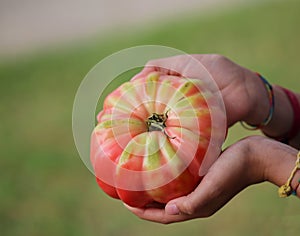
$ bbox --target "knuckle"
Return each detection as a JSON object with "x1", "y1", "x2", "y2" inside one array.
[
  {"x1": 210, "y1": 54, "x2": 226, "y2": 61},
  {"x1": 146, "y1": 58, "x2": 155, "y2": 64},
  {"x1": 145, "y1": 59, "x2": 156, "y2": 67}
]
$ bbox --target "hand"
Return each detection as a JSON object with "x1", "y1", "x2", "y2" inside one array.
[
  {"x1": 125, "y1": 136, "x2": 262, "y2": 223},
  {"x1": 124, "y1": 55, "x2": 300, "y2": 223},
  {"x1": 125, "y1": 136, "x2": 299, "y2": 224},
  {"x1": 133, "y1": 54, "x2": 270, "y2": 127},
  {"x1": 133, "y1": 54, "x2": 299, "y2": 146}
]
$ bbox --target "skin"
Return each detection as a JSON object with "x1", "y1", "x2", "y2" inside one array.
[{"x1": 125, "y1": 54, "x2": 300, "y2": 224}]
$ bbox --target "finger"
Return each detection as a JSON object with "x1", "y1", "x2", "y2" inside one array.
[
  {"x1": 130, "y1": 60, "x2": 181, "y2": 81},
  {"x1": 130, "y1": 58, "x2": 175, "y2": 81},
  {"x1": 131, "y1": 54, "x2": 212, "y2": 81},
  {"x1": 146, "y1": 59, "x2": 182, "y2": 76},
  {"x1": 130, "y1": 66, "x2": 156, "y2": 81},
  {"x1": 124, "y1": 204, "x2": 193, "y2": 224},
  {"x1": 177, "y1": 180, "x2": 225, "y2": 217}
]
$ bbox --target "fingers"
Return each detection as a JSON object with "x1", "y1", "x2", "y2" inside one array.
[
  {"x1": 130, "y1": 66, "x2": 155, "y2": 81},
  {"x1": 145, "y1": 56, "x2": 185, "y2": 76},
  {"x1": 164, "y1": 179, "x2": 221, "y2": 218},
  {"x1": 124, "y1": 203, "x2": 194, "y2": 224},
  {"x1": 131, "y1": 54, "x2": 212, "y2": 81},
  {"x1": 130, "y1": 58, "x2": 177, "y2": 81}
]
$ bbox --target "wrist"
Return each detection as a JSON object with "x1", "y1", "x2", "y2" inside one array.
[
  {"x1": 241, "y1": 73, "x2": 296, "y2": 142},
  {"x1": 264, "y1": 87, "x2": 300, "y2": 149},
  {"x1": 239, "y1": 136, "x2": 300, "y2": 198},
  {"x1": 242, "y1": 72, "x2": 270, "y2": 125},
  {"x1": 259, "y1": 139, "x2": 300, "y2": 195},
  {"x1": 260, "y1": 85, "x2": 293, "y2": 138}
]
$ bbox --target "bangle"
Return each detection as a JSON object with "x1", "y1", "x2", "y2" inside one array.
[
  {"x1": 278, "y1": 151, "x2": 300, "y2": 198},
  {"x1": 273, "y1": 87, "x2": 300, "y2": 144},
  {"x1": 240, "y1": 73, "x2": 274, "y2": 130}
]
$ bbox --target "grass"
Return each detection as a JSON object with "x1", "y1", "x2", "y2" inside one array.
[{"x1": 1, "y1": 0, "x2": 300, "y2": 235}]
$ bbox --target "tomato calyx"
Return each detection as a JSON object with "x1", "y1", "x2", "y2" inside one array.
[{"x1": 146, "y1": 110, "x2": 176, "y2": 139}]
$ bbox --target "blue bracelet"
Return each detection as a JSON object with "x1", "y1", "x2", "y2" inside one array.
[{"x1": 240, "y1": 73, "x2": 274, "y2": 130}]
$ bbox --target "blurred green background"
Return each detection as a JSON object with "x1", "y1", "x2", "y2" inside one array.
[{"x1": 1, "y1": 0, "x2": 300, "y2": 235}]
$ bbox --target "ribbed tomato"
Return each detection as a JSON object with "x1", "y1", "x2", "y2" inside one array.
[{"x1": 90, "y1": 72, "x2": 215, "y2": 207}]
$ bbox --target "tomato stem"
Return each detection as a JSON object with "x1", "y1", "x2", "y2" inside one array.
[{"x1": 146, "y1": 111, "x2": 175, "y2": 139}]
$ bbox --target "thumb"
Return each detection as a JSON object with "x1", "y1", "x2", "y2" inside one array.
[
  {"x1": 165, "y1": 191, "x2": 204, "y2": 216},
  {"x1": 165, "y1": 197, "x2": 184, "y2": 215}
]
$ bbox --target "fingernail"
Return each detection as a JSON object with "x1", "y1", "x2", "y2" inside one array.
[{"x1": 166, "y1": 203, "x2": 180, "y2": 215}]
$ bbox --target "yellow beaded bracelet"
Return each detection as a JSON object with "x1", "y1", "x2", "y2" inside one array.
[{"x1": 278, "y1": 151, "x2": 300, "y2": 198}]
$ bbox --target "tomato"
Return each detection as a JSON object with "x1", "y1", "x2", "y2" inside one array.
[{"x1": 90, "y1": 72, "x2": 216, "y2": 207}]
